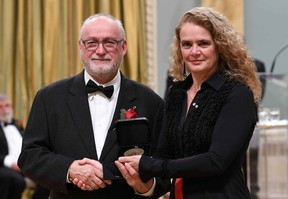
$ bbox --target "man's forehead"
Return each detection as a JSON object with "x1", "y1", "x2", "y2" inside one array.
[{"x1": 0, "y1": 100, "x2": 11, "y2": 105}]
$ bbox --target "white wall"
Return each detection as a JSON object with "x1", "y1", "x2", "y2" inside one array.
[{"x1": 244, "y1": 0, "x2": 288, "y2": 74}]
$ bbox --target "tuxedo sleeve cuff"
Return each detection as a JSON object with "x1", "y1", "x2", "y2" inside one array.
[{"x1": 103, "y1": 163, "x2": 123, "y2": 180}]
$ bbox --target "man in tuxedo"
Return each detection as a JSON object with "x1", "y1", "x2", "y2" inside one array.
[
  {"x1": 0, "y1": 93, "x2": 49, "y2": 199},
  {"x1": 0, "y1": 93, "x2": 26, "y2": 199},
  {"x1": 18, "y1": 14, "x2": 170, "y2": 199}
]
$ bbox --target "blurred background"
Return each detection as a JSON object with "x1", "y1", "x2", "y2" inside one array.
[{"x1": 1, "y1": 1, "x2": 288, "y2": 198}]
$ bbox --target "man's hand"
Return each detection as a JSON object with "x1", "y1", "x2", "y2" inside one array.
[{"x1": 11, "y1": 162, "x2": 21, "y2": 172}]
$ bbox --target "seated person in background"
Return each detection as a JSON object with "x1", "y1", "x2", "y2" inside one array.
[
  {"x1": 254, "y1": 58, "x2": 266, "y2": 99},
  {"x1": 0, "y1": 93, "x2": 49, "y2": 199},
  {"x1": 254, "y1": 59, "x2": 265, "y2": 73}
]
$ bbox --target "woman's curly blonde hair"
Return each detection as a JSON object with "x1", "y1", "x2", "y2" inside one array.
[{"x1": 169, "y1": 7, "x2": 262, "y2": 105}]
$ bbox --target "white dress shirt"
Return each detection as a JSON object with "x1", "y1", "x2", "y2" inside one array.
[
  {"x1": 84, "y1": 70, "x2": 120, "y2": 158},
  {"x1": 2, "y1": 124, "x2": 22, "y2": 167}
]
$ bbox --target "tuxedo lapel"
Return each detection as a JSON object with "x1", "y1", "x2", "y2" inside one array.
[
  {"x1": 0, "y1": 126, "x2": 9, "y2": 155},
  {"x1": 100, "y1": 74, "x2": 136, "y2": 161},
  {"x1": 67, "y1": 71, "x2": 98, "y2": 159}
]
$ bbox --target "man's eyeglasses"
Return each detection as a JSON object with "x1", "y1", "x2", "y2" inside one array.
[{"x1": 81, "y1": 39, "x2": 124, "y2": 52}]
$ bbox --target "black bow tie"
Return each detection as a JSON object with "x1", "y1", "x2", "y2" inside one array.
[
  {"x1": 86, "y1": 80, "x2": 114, "y2": 99},
  {"x1": 3, "y1": 122, "x2": 13, "y2": 127}
]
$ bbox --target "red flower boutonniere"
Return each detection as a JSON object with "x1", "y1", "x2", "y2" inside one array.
[
  {"x1": 120, "y1": 106, "x2": 138, "y2": 119},
  {"x1": 14, "y1": 119, "x2": 24, "y2": 131},
  {"x1": 17, "y1": 119, "x2": 23, "y2": 127}
]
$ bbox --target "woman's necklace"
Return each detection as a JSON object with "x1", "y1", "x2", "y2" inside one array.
[{"x1": 186, "y1": 86, "x2": 199, "y2": 115}]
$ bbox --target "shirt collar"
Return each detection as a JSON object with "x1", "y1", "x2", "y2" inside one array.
[
  {"x1": 183, "y1": 72, "x2": 226, "y2": 92},
  {"x1": 204, "y1": 72, "x2": 226, "y2": 91}
]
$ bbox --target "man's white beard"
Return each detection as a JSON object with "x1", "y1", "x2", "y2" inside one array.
[
  {"x1": 0, "y1": 111, "x2": 13, "y2": 123},
  {"x1": 86, "y1": 61, "x2": 118, "y2": 78}
]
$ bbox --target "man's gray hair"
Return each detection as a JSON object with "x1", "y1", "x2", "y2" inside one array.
[
  {"x1": 79, "y1": 13, "x2": 126, "y2": 40},
  {"x1": 0, "y1": 93, "x2": 10, "y2": 101}
]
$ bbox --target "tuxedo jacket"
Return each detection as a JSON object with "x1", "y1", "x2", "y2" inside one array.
[
  {"x1": 18, "y1": 70, "x2": 170, "y2": 199},
  {"x1": 0, "y1": 119, "x2": 24, "y2": 167}
]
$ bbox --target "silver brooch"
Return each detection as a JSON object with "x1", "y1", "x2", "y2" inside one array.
[{"x1": 192, "y1": 102, "x2": 199, "y2": 109}]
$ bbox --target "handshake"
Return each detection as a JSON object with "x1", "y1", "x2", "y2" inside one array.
[
  {"x1": 68, "y1": 117, "x2": 152, "y2": 192},
  {"x1": 68, "y1": 156, "x2": 152, "y2": 194}
]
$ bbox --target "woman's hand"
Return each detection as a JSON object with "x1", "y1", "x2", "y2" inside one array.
[
  {"x1": 117, "y1": 155, "x2": 142, "y2": 172},
  {"x1": 115, "y1": 155, "x2": 153, "y2": 194}
]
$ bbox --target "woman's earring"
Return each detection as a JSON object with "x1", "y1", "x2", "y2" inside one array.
[{"x1": 183, "y1": 63, "x2": 187, "y2": 78}]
